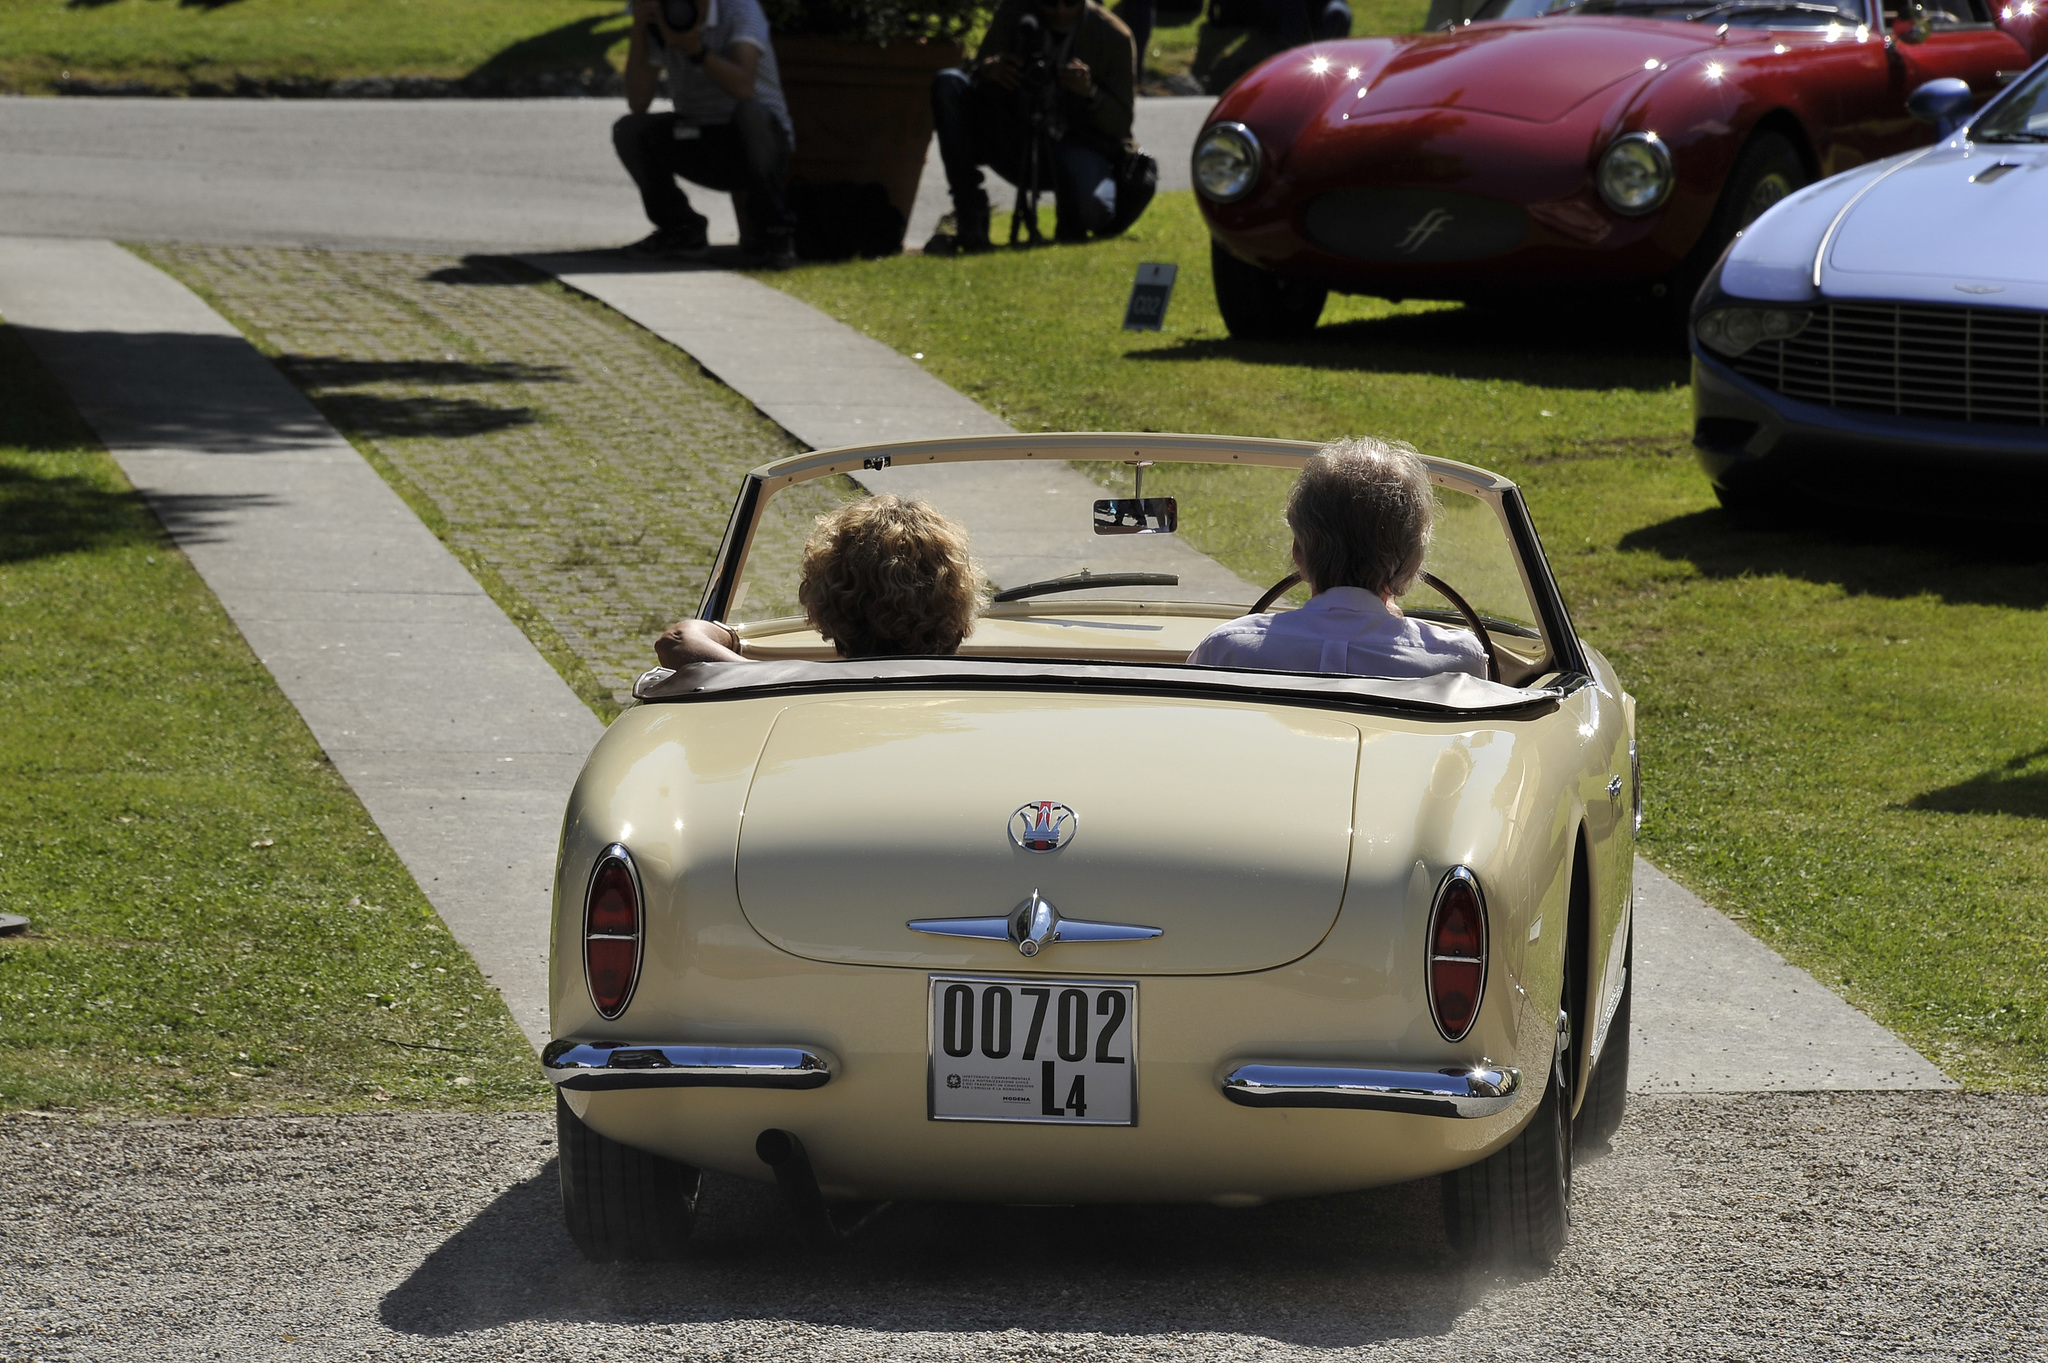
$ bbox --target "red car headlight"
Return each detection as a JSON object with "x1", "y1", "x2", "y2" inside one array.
[
  {"x1": 1194, "y1": 122, "x2": 1263, "y2": 204},
  {"x1": 1596, "y1": 131, "x2": 1674, "y2": 216},
  {"x1": 584, "y1": 844, "x2": 643, "y2": 1020},
  {"x1": 1427, "y1": 866, "x2": 1488, "y2": 1042}
]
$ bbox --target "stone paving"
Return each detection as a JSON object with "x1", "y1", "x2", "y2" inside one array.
[{"x1": 143, "y1": 246, "x2": 802, "y2": 709}]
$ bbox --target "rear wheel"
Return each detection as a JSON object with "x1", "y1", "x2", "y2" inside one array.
[
  {"x1": 557, "y1": 1092, "x2": 701, "y2": 1261},
  {"x1": 1573, "y1": 930, "x2": 1631, "y2": 1150},
  {"x1": 1211, "y1": 239, "x2": 1328, "y2": 340},
  {"x1": 1443, "y1": 1008, "x2": 1573, "y2": 1267}
]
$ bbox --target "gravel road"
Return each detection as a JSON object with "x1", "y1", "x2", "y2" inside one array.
[{"x1": 4, "y1": 1094, "x2": 2044, "y2": 1361}]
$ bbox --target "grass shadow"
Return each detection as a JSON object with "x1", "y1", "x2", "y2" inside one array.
[
  {"x1": 467, "y1": 14, "x2": 628, "y2": 81},
  {"x1": 1906, "y1": 747, "x2": 2048, "y2": 819},
  {"x1": 281, "y1": 356, "x2": 570, "y2": 388},
  {"x1": 380, "y1": 1166, "x2": 1484, "y2": 1346},
  {"x1": 1127, "y1": 304, "x2": 1688, "y2": 393},
  {"x1": 299, "y1": 392, "x2": 538, "y2": 441},
  {"x1": 0, "y1": 463, "x2": 162, "y2": 564},
  {"x1": 1617, "y1": 506, "x2": 2048, "y2": 610}
]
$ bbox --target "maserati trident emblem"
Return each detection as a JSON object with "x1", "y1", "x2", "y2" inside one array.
[
  {"x1": 1009, "y1": 801, "x2": 1077, "y2": 853},
  {"x1": 1395, "y1": 207, "x2": 1455, "y2": 254}
]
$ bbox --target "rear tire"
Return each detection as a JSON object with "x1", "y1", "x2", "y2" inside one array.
[
  {"x1": 1211, "y1": 239, "x2": 1328, "y2": 340},
  {"x1": 557, "y1": 1092, "x2": 701, "y2": 1261},
  {"x1": 1443, "y1": 1009, "x2": 1573, "y2": 1267},
  {"x1": 1573, "y1": 930, "x2": 1631, "y2": 1150}
]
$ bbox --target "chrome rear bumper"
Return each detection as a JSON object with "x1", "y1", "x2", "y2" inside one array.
[
  {"x1": 1220, "y1": 1062, "x2": 1521, "y2": 1118},
  {"x1": 543, "y1": 1040, "x2": 834, "y2": 1092}
]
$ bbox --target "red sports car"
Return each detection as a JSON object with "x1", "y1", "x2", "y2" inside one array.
[{"x1": 1193, "y1": 0, "x2": 2048, "y2": 336}]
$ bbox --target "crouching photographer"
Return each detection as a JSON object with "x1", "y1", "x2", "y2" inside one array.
[
  {"x1": 927, "y1": 0, "x2": 1152, "y2": 253},
  {"x1": 613, "y1": 0, "x2": 795, "y2": 263}
]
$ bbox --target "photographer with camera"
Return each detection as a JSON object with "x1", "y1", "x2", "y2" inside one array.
[
  {"x1": 613, "y1": 0, "x2": 795, "y2": 264},
  {"x1": 926, "y1": 0, "x2": 1145, "y2": 254}
]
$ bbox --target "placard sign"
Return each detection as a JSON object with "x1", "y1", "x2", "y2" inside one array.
[{"x1": 1122, "y1": 262, "x2": 1178, "y2": 332}]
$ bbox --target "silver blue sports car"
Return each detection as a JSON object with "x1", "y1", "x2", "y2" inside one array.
[{"x1": 1690, "y1": 54, "x2": 2048, "y2": 518}]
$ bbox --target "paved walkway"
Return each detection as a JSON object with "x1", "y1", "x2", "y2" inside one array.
[
  {"x1": 0, "y1": 96, "x2": 1216, "y2": 256},
  {"x1": 525, "y1": 255, "x2": 1257, "y2": 597},
  {"x1": 0, "y1": 238, "x2": 597, "y2": 1049}
]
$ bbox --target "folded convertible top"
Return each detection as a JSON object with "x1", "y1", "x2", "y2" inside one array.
[{"x1": 633, "y1": 657, "x2": 1570, "y2": 719}]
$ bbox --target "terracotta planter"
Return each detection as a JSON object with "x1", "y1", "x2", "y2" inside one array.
[{"x1": 776, "y1": 35, "x2": 965, "y2": 245}]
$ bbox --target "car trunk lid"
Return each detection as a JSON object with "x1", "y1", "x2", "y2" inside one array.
[{"x1": 736, "y1": 695, "x2": 1361, "y2": 975}]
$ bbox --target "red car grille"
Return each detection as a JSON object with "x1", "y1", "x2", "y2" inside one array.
[{"x1": 1729, "y1": 302, "x2": 2048, "y2": 427}]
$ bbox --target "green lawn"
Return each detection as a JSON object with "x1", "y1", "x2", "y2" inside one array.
[
  {"x1": 0, "y1": 324, "x2": 543, "y2": 1113},
  {"x1": 0, "y1": 0, "x2": 625, "y2": 95},
  {"x1": 764, "y1": 191, "x2": 2048, "y2": 1090}
]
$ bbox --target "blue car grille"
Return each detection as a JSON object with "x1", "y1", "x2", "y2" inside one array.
[{"x1": 1730, "y1": 302, "x2": 2048, "y2": 427}]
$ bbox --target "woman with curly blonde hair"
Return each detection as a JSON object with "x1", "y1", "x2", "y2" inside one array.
[{"x1": 656, "y1": 495, "x2": 981, "y2": 665}]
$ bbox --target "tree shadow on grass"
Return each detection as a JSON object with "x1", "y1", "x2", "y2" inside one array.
[
  {"x1": 1905, "y1": 747, "x2": 2048, "y2": 819},
  {"x1": 271, "y1": 355, "x2": 561, "y2": 441},
  {"x1": 468, "y1": 14, "x2": 629, "y2": 81},
  {"x1": 305, "y1": 392, "x2": 539, "y2": 442},
  {"x1": 1617, "y1": 505, "x2": 2048, "y2": 610},
  {"x1": 282, "y1": 356, "x2": 570, "y2": 389},
  {"x1": 380, "y1": 1166, "x2": 1484, "y2": 1346},
  {"x1": 1127, "y1": 304, "x2": 1689, "y2": 394},
  {"x1": 0, "y1": 463, "x2": 281, "y2": 563}
]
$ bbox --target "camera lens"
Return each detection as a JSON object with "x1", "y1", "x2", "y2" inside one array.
[{"x1": 661, "y1": 0, "x2": 697, "y2": 30}]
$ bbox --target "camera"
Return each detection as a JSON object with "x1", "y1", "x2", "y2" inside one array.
[
  {"x1": 1009, "y1": 11, "x2": 1067, "y2": 137},
  {"x1": 645, "y1": 0, "x2": 698, "y2": 47}
]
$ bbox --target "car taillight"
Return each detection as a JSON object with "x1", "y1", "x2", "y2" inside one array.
[
  {"x1": 584, "y1": 844, "x2": 641, "y2": 1019},
  {"x1": 1428, "y1": 867, "x2": 1487, "y2": 1042}
]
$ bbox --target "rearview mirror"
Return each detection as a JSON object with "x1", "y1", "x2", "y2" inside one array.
[{"x1": 1093, "y1": 497, "x2": 1178, "y2": 535}]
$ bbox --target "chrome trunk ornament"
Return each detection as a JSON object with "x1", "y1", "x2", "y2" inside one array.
[{"x1": 907, "y1": 890, "x2": 1162, "y2": 956}]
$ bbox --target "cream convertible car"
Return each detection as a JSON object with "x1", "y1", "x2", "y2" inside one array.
[{"x1": 544, "y1": 434, "x2": 1639, "y2": 1267}]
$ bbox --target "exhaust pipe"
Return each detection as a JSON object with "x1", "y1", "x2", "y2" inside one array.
[
  {"x1": 755, "y1": 1128, "x2": 888, "y2": 1250},
  {"x1": 754, "y1": 1128, "x2": 838, "y2": 1249}
]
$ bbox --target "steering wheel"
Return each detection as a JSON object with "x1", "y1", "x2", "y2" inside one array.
[{"x1": 1249, "y1": 570, "x2": 1501, "y2": 683}]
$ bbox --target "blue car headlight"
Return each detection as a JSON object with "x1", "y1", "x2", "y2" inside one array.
[{"x1": 1696, "y1": 306, "x2": 1811, "y2": 358}]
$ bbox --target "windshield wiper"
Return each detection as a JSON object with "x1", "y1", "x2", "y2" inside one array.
[
  {"x1": 1974, "y1": 131, "x2": 2048, "y2": 143},
  {"x1": 990, "y1": 571, "x2": 1180, "y2": 603}
]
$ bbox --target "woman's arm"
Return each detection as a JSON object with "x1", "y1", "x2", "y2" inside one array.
[{"x1": 654, "y1": 618, "x2": 747, "y2": 667}]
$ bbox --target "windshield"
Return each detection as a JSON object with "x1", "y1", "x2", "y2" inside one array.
[
  {"x1": 1973, "y1": 62, "x2": 2048, "y2": 143},
  {"x1": 717, "y1": 446, "x2": 1559, "y2": 687},
  {"x1": 1472, "y1": 0, "x2": 1867, "y2": 25}
]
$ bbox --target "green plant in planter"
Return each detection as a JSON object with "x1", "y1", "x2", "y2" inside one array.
[{"x1": 761, "y1": 1, "x2": 992, "y2": 41}]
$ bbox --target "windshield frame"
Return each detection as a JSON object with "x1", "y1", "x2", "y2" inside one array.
[
  {"x1": 1969, "y1": 54, "x2": 2048, "y2": 143},
  {"x1": 696, "y1": 433, "x2": 1588, "y2": 679}
]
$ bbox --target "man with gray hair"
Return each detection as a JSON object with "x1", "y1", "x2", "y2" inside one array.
[{"x1": 1188, "y1": 438, "x2": 1487, "y2": 678}]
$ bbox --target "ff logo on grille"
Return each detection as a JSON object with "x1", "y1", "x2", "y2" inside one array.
[
  {"x1": 1395, "y1": 207, "x2": 1455, "y2": 254},
  {"x1": 1009, "y1": 801, "x2": 1077, "y2": 853}
]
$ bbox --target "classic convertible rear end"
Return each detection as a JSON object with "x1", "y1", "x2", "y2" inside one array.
[{"x1": 543, "y1": 434, "x2": 1638, "y2": 1266}]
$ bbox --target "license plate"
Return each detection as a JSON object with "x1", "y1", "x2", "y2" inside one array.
[{"x1": 927, "y1": 975, "x2": 1137, "y2": 1126}]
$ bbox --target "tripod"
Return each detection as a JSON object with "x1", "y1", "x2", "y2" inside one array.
[{"x1": 1008, "y1": 83, "x2": 1061, "y2": 248}]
